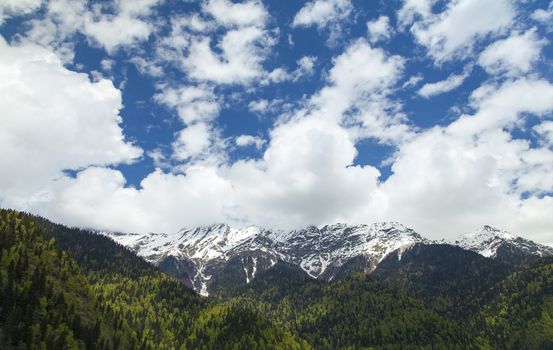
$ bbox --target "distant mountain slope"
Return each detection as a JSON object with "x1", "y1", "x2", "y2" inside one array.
[
  {"x1": 233, "y1": 264, "x2": 477, "y2": 349},
  {"x1": 0, "y1": 209, "x2": 309, "y2": 349},
  {"x1": 104, "y1": 222, "x2": 552, "y2": 295},
  {"x1": 0, "y1": 209, "x2": 125, "y2": 349},
  {"x1": 3, "y1": 208, "x2": 553, "y2": 349},
  {"x1": 104, "y1": 222, "x2": 428, "y2": 294},
  {"x1": 475, "y1": 257, "x2": 553, "y2": 349},
  {"x1": 455, "y1": 225, "x2": 553, "y2": 267},
  {"x1": 371, "y1": 243, "x2": 512, "y2": 318}
]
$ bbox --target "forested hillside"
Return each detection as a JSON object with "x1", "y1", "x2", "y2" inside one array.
[
  {"x1": 0, "y1": 209, "x2": 306, "y2": 349},
  {"x1": 1, "y1": 209, "x2": 552, "y2": 349}
]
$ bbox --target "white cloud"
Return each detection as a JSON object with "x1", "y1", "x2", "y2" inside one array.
[
  {"x1": 0, "y1": 37, "x2": 142, "y2": 199},
  {"x1": 402, "y1": 73, "x2": 424, "y2": 89},
  {"x1": 261, "y1": 56, "x2": 317, "y2": 85},
  {"x1": 82, "y1": 0, "x2": 159, "y2": 52},
  {"x1": 397, "y1": 0, "x2": 436, "y2": 28},
  {"x1": 235, "y1": 135, "x2": 265, "y2": 149},
  {"x1": 248, "y1": 99, "x2": 284, "y2": 114},
  {"x1": 295, "y1": 56, "x2": 317, "y2": 78},
  {"x1": 478, "y1": 28, "x2": 547, "y2": 77},
  {"x1": 228, "y1": 117, "x2": 381, "y2": 228},
  {"x1": 172, "y1": 123, "x2": 214, "y2": 161},
  {"x1": 411, "y1": 0, "x2": 515, "y2": 62},
  {"x1": 0, "y1": 0, "x2": 42, "y2": 23},
  {"x1": 29, "y1": 166, "x2": 233, "y2": 233},
  {"x1": 531, "y1": 1, "x2": 553, "y2": 24},
  {"x1": 292, "y1": 0, "x2": 352, "y2": 45},
  {"x1": 377, "y1": 78, "x2": 553, "y2": 243},
  {"x1": 14, "y1": 0, "x2": 159, "y2": 57},
  {"x1": 130, "y1": 56, "x2": 164, "y2": 77},
  {"x1": 292, "y1": 0, "x2": 352, "y2": 29},
  {"x1": 152, "y1": 0, "x2": 274, "y2": 86},
  {"x1": 308, "y1": 39, "x2": 410, "y2": 144},
  {"x1": 367, "y1": 16, "x2": 392, "y2": 44},
  {"x1": 100, "y1": 58, "x2": 116, "y2": 72},
  {"x1": 450, "y1": 79, "x2": 553, "y2": 137},
  {"x1": 418, "y1": 67, "x2": 471, "y2": 98},
  {"x1": 534, "y1": 121, "x2": 553, "y2": 146},
  {"x1": 203, "y1": 0, "x2": 267, "y2": 28},
  {"x1": 264, "y1": 68, "x2": 291, "y2": 84},
  {"x1": 5, "y1": 5, "x2": 553, "y2": 248},
  {"x1": 154, "y1": 85, "x2": 224, "y2": 165},
  {"x1": 182, "y1": 26, "x2": 273, "y2": 84},
  {"x1": 154, "y1": 85, "x2": 220, "y2": 125}
]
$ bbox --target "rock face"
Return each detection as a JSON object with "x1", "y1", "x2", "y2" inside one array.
[
  {"x1": 454, "y1": 225, "x2": 553, "y2": 267},
  {"x1": 103, "y1": 222, "x2": 427, "y2": 295},
  {"x1": 103, "y1": 223, "x2": 552, "y2": 295}
]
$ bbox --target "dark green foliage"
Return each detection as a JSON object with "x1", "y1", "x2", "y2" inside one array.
[
  {"x1": 230, "y1": 263, "x2": 476, "y2": 349},
  {"x1": 0, "y1": 209, "x2": 117, "y2": 349},
  {"x1": 2, "y1": 208, "x2": 552, "y2": 349},
  {"x1": 372, "y1": 244, "x2": 512, "y2": 318},
  {"x1": 475, "y1": 258, "x2": 553, "y2": 349},
  {"x1": 188, "y1": 301, "x2": 311, "y2": 349},
  {"x1": 0, "y1": 209, "x2": 307, "y2": 349}
]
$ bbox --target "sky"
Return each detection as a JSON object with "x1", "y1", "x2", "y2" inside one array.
[{"x1": 1, "y1": 0, "x2": 553, "y2": 245}]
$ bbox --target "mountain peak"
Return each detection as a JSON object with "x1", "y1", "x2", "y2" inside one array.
[{"x1": 457, "y1": 225, "x2": 552, "y2": 259}]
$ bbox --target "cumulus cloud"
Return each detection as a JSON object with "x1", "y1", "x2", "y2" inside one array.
[
  {"x1": 29, "y1": 166, "x2": 232, "y2": 233},
  {"x1": 3, "y1": 0, "x2": 553, "y2": 247},
  {"x1": 172, "y1": 123, "x2": 216, "y2": 162},
  {"x1": 367, "y1": 16, "x2": 392, "y2": 44},
  {"x1": 375, "y1": 77, "x2": 553, "y2": 242},
  {"x1": 0, "y1": 37, "x2": 141, "y2": 199},
  {"x1": 292, "y1": 0, "x2": 352, "y2": 29},
  {"x1": 235, "y1": 135, "x2": 265, "y2": 149},
  {"x1": 20, "y1": 0, "x2": 159, "y2": 55},
  {"x1": 292, "y1": 0, "x2": 353, "y2": 44},
  {"x1": 154, "y1": 85, "x2": 220, "y2": 125},
  {"x1": 153, "y1": 85, "x2": 225, "y2": 165},
  {"x1": 82, "y1": 0, "x2": 160, "y2": 52},
  {"x1": 531, "y1": 1, "x2": 553, "y2": 25},
  {"x1": 156, "y1": 0, "x2": 274, "y2": 86},
  {"x1": 534, "y1": 121, "x2": 553, "y2": 146},
  {"x1": 397, "y1": 0, "x2": 436, "y2": 28},
  {"x1": 0, "y1": 0, "x2": 43, "y2": 24},
  {"x1": 248, "y1": 99, "x2": 284, "y2": 114},
  {"x1": 411, "y1": 0, "x2": 515, "y2": 62},
  {"x1": 228, "y1": 117, "x2": 381, "y2": 228},
  {"x1": 203, "y1": 0, "x2": 267, "y2": 28},
  {"x1": 478, "y1": 28, "x2": 547, "y2": 77},
  {"x1": 418, "y1": 67, "x2": 471, "y2": 98},
  {"x1": 261, "y1": 56, "x2": 318, "y2": 85}
]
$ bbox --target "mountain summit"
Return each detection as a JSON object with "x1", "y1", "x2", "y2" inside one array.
[
  {"x1": 455, "y1": 225, "x2": 553, "y2": 266},
  {"x1": 104, "y1": 223, "x2": 551, "y2": 295},
  {"x1": 104, "y1": 222, "x2": 426, "y2": 295}
]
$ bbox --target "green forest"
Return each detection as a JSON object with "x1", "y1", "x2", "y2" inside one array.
[{"x1": 1, "y1": 208, "x2": 552, "y2": 349}]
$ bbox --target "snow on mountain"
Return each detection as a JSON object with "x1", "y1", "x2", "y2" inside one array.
[
  {"x1": 455, "y1": 225, "x2": 553, "y2": 260},
  {"x1": 103, "y1": 222, "x2": 552, "y2": 295},
  {"x1": 103, "y1": 222, "x2": 426, "y2": 295}
]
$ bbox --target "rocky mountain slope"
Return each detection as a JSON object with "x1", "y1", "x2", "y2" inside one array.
[
  {"x1": 103, "y1": 223, "x2": 552, "y2": 295},
  {"x1": 454, "y1": 225, "x2": 553, "y2": 267}
]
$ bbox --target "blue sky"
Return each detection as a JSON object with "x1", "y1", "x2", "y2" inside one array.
[{"x1": 1, "y1": 0, "x2": 553, "y2": 244}]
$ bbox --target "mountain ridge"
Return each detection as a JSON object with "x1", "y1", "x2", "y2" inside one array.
[{"x1": 102, "y1": 222, "x2": 553, "y2": 295}]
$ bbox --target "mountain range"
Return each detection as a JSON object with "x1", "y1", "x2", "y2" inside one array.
[
  {"x1": 103, "y1": 222, "x2": 553, "y2": 295},
  {"x1": 2, "y1": 208, "x2": 553, "y2": 349}
]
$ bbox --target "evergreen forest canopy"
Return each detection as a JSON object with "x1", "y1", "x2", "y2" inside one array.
[{"x1": 0, "y1": 208, "x2": 552, "y2": 349}]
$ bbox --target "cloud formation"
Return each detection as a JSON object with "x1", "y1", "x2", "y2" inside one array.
[
  {"x1": 1, "y1": 0, "x2": 553, "y2": 247},
  {"x1": 0, "y1": 37, "x2": 141, "y2": 199}
]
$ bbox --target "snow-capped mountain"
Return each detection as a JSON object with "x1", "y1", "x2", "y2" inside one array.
[
  {"x1": 103, "y1": 222, "x2": 427, "y2": 295},
  {"x1": 103, "y1": 223, "x2": 552, "y2": 295},
  {"x1": 454, "y1": 225, "x2": 553, "y2": 266}
]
